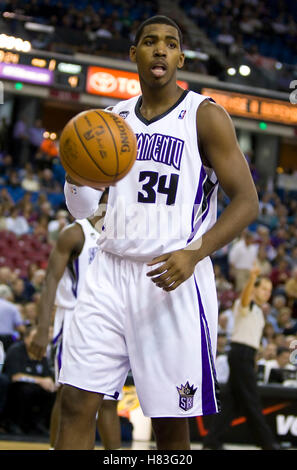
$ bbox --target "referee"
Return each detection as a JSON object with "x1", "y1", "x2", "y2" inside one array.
[{"x1": 203, "y1": 265, "x2": 281, "y2": 450}]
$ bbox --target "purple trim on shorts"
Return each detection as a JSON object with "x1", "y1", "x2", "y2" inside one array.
[
  {"x1": 52, "y1": 323, "x2": 63, "y2": 346},
  {"x1": 52, "y1": 323, "x2": 63, "y2": 372},
  {"x1": 71, "y1": 258, "x2": 79, "y2": 298},
  {"x1": 57, "y1": 340, "x2": 63, "y2": 372},
  {"x1": 194, "y1": 274, "x2": 218, "y2": 415}
]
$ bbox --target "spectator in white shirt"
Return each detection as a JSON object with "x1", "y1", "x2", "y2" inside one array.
[
  {"x1": 228, "y1": 230, "x2": 259, "y2": 291},
  {"x1": 5, "y1": 206, "x2": 30, "y2": 236}
]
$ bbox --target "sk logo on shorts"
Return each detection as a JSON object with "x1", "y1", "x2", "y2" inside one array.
[{"x1": 177, "y1": 381, "x2": 197, "y2": 411}]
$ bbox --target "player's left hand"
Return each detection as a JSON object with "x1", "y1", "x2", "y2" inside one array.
[{"x1": 146, "y1": 249, "x2": 198, "y2": 291}]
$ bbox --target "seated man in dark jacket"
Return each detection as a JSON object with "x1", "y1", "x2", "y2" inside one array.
[{"x1": 3, "y1": 326, "x2": 56, "y2": 434}]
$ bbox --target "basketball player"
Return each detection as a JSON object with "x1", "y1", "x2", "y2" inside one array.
[
  {"x1": 56, "y1": 15, "x2": 259, "y2": 450},
  {"x1": 29, "y1": 190, "x2": 122, "y2": 450}
]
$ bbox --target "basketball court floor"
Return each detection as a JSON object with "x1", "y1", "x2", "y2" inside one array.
[{"x1": 0, "y1": 436, "x2": 262, "y2": 450}]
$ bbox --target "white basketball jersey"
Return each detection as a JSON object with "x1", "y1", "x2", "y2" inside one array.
[
  {"x1": 55, "y1": 219, "x2": 99, "y2": 309},
  {"x1": 99, "y1": 90, "x2": 218, "y2": 262}
]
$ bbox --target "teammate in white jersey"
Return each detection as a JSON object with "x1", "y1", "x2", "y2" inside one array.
[
  {"x1": 29, "y1": 190, "x2": 122, "y2": 450},
  {"x1": 56, "y1": 15, "x2": 259, "y2": 450}
]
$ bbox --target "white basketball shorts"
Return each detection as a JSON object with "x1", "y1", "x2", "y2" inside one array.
[
  {"x1": 59, "y1": 250, "x2": 220, "y2": 417},
  {"x1": 53, "y1": 306, "x2": 119, "y2": 401}
]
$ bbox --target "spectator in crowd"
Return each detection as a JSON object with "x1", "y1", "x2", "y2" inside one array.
[
  {"x1": 259, "y1": 192, "x2": 276, "y2": 216},
  {"x1": 255, "y1": 225, "x2": 277, "y2": 261},
  {"x1": 5, "y1": 167, "x2": 21, "y2": 188},
  {"x1": 216, "y1": 27, "x2": 235, "y2": 55},
  {"x1": 282, "y1": 321, "x2": 297, "y2": 337},
  {"x1": 20, "y1": 163, "x2": 41, "y2": 192},
  {"x1": 274, "y1": 307, "x2": 295, "y2": 334},
  {"x1": 215, "y1": 332, "x2": 230, "y2": 384},
  {"x1": 285, "y1": 266, "x2": 297, "y2": 312},
  {"x1": 289, "y1": 246, "x2": 297, "y2": 270},
  {"x1": 0, "y1": 205, "x2": 7, "y2": 230},
  {"x1": 47, "y1": 210, "x2": 69, "y2": 243},
  {"x1": 214, "y1": 264, "x2": 233, "y2": 292},
  {"x1": 0, "y1": 284, "x2": 25, "y2": 352},
  {"x1": 261, "y1": 346, "x2": 296, "y2": 384},
  {"x1": 0, "y1": 267, "x2": 15, "y2": 287},
  {"x1": 33, "y1": 214, "x2": 51, "y2": 242},
  {"x1": 39, "y1": 169, "x2": 62, "y2": 193},
  {"x1": 270, "y1": 259, "x2": 291, "y2": 292},
  {"x1": 269, "y1": 294, "x2": 287, "y2": 318},
  {"x1": 261, "y1": 322, "x2": 276, "y2": 347},
  {"x1": 274, "y1": 332, "x2": 288, "y2": 349},
  {"x1": 0, "y1": 154, "x2": 14, "y2": 185},
  {"x1": 228, "y1": 230, "x2": 259, "y2": 291},
  {"x1": 259, "y1": 342, "x2": 278, "y2": 362},
  {"x1": 2, "y1": 326, "x2": 56, "y2": 435},
  {"x1": 28, "y1": 269, "x2": 46, "y2": 299},
  {"x1": 11, "y1": 278, "x2": 31, "y2": 304},
  {"x1": 256, "y1": 244, "x2": 272, "y2": 277},
  {"x1": 5, "y1": 206, "x2": 30, "y2": 236},
  {"x1": 22, "y1": 302, "x2": 38, "y2": 327},
  {"x1": 218, "y1": 309, "x2": 234, "y2": 340},
  {"x1": 256, "y1": 341, "x2": 278, "y2": 384}
]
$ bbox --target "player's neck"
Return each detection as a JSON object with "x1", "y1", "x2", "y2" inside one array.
[{"x1": 140, "y1": 84, "x2": 184, "y2": 121}]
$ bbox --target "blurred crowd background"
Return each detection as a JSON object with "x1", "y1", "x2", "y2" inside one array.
[{"x1": 0, "y1": 0, "x2": 297, "y2": 87}]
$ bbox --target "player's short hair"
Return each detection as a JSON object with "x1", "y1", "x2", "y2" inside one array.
[{"x1": 133, "y1": 15, "x2": 183, "y2": 49}]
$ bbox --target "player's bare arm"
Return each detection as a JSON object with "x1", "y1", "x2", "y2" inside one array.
[
  {"x1": 29, "y1": 224, "x2": 85, "y2": 360},
  {"x1": 147, "y1": 100, "x2": 259, "y2": 291}
]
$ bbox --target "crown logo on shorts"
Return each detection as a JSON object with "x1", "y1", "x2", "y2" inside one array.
[{"x1": 177, "y1": 381, "x2": 197, "y2": 411}]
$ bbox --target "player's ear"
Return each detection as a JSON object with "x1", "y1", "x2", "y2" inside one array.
[
  {"x1": 177, "y1": 52, "x2": 185, "y2": 69},
  {"x1": 130, "y1": 46, "x2": 137, "y2": 63}
]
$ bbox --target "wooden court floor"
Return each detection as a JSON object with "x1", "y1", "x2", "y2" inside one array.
[{"x1": 0, "y1": 437, "x2": 261, "y2": 450}]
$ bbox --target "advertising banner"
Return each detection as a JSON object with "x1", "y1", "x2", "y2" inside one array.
[{"x1": 0, "y1": 63, "x2": 53, "y2": 85}]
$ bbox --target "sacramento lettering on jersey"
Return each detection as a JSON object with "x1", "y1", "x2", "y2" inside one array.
[{"x1": 136, "y1": 133, "x2": 184, "y2": 170}]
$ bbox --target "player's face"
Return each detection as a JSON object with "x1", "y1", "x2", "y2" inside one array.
[{"x1": 130, "y1": 24, "x2": 185, "y2": 88}]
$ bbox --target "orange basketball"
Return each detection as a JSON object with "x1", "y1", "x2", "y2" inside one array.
[{"x1": 59, "y1": 109, "x2": 137, "y2": 189}]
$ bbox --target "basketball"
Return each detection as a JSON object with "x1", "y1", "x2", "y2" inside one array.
[{"x1": 59, "y1": 109, "x2": 137, "y2": 189}]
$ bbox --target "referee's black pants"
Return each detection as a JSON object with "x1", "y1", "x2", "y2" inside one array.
[
  {"x1": 203, "y1": 342, "x2": 278, "y2": 450},
  {"x1": 4, "y1": 382, "x2": 56, "y2": 433}
]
